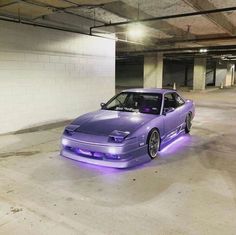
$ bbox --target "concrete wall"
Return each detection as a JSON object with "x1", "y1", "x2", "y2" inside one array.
[
  {"x1": 225, "y1": 63, "x2": 235, "y2": 87},
  {"x1": 144, "y1": 53, "x2": 163, "y2": 88},
  {"x1": 215, "y1": 64, "x2": 227, "y2": 86},
  {"x1": 206, "y1": 61, "x2": 216, "y2": 86},
  {"x1": 116, "y1": 58, "x2": 194, "y2": 90},
  {"x1": 163, "y1": 60, "x2": 193, "y2": 87},
  {"x1": 0, "y1": 21, "x2": 115, "y2": 134},
  {"x1": 215, "y1": 63, "x2": 235, "y2": 87},
  {"x1": 206, "y1": 69, "x2": 214, "y2": 85},
  {"x1": 116, "y1": 56, "x2": 143, "y2": 88}
]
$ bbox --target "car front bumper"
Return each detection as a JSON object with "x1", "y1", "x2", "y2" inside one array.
[{"x1": 60, "y1": 136, "x2": 150, "y2": 168}]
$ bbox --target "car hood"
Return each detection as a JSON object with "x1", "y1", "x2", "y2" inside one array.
[{"x1": 71, "y1": 110, "x2": 158, "y2": 136}]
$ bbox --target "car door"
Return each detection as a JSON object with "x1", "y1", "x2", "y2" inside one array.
[
  {"x1": 163, "y1": 92, "x2": 181, "y2": 140},
  {"x1": 172, "y1": 92, "x2": 186, "y2": 126}
]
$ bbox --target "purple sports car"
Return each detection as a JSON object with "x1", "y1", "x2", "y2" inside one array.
[{"x1": 61, "y1": 88, "x2": 195, "y2": 168}]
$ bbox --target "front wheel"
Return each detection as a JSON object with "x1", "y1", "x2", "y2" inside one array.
[
  {"x1": 185, "y1": 113, "x2": 192, "y2": 133},
  {"x1": 147, "y1": 129, "x2": 160, "y2": 159}
]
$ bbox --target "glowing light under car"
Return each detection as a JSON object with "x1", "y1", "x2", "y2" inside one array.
[
  {"x1": 160, "y1": 134, "x2": 191, "y2": 155},
  {"x1": 64, "y1": 145, "x2": 120, "y2": 160}
]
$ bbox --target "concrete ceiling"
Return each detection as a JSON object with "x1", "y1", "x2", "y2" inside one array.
[{"x1": 0, "y1": 0, "x2": 236, "y2": 54}]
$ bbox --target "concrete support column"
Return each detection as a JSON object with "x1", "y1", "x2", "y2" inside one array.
[
  {"x1": 193, "y1": 57, "x2": 206, "y2": 91},
  {"x1": 231, "y1": 64, "x2": 235, "y2": 85},
  {"x1": 144, "y1": 53, "x2": 163, "y2": 88},
  {"x1": 233, "y1": 64, "x2": 236, "y2": 85},
  {"x1": 225, "y1": 63, "x2": 235, "y2": 87}
]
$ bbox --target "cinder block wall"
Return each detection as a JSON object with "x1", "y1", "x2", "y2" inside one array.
[{"x1": 0, "y1": 21, "x2": 115, "y2": 134}]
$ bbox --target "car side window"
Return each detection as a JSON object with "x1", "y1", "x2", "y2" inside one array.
[
  {"x1": 164, "y1": 93, "x2": 176, "y2": 109},
  {"x1": 173, "y1": 93, "x2": 185, "y2": 107}
]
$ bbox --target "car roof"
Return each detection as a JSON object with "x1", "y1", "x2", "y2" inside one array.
[{"x1": 122, "y1": 88, "x2": 176, "y2": 95}]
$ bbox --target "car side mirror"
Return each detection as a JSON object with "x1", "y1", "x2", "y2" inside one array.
[
  {"x1": 163, "y1": 107, "x2": 175, "y2": 115},
  {"x1": 100, "y1": 102, "x2": 106, "y2": 109}
]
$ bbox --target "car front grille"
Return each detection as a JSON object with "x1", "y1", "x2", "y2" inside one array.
[{"x1": 65, "y1": 146, "x2": 120, "y2": 160}]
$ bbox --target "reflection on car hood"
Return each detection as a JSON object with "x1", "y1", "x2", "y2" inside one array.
[{"x1": 71, "y1": 110, "x2": 158, "y2": 136}]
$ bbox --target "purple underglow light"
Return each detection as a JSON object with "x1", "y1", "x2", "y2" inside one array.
[
  {"x1": 67, "y1": 155, "x2": 146, "y2": 173},
  {"x1": 105, "y1": 153, "x2": 120, "y2": 160},
  {"x1": 93, "y1": 152, "x2": 104, "y2": 158},
  {"x1": 67, "y1": 157, "x2": 122, "y2": 173},
  {"x1": 160, "y1": 134, "x2": 191, "y2": 156},
  {"x1": 77, "y1": 149, "x2": 92, "y2": 156},
  {"x1": 74, "y1": 148, "x2": 119, "y2": 160},
  {"x1": 143, "y1": 108, "x2": 151, "y2": 112},
  {"x1": 166, "y1": 130, "x2": 179, "y2": 140}
]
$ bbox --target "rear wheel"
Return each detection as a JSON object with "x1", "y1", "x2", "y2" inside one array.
[
  {"x1": 147, "y1": 129, "x2": 160, "y2": 159},
  {"x1": 185, "y1": 113, "x2": 192, "y2": 133}
]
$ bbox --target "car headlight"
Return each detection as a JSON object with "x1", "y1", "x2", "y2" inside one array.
[
  {"x1": 61, "y1": 138, "x2": 69, "y2": 146},
  {"x1": 63, "y1": 124, "x2": 80, "y2": 136},
  {"x1": 109, "y1": 130, "x2": 130, "y2": 143}
]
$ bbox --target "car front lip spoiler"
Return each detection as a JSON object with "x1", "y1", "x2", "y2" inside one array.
[{"x1": 60, "y1": 148, "x2": 150, "y2": 168}]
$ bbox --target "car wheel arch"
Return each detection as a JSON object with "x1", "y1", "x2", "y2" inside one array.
[
  {"x1": 146, "y1": 127, "x2": 161, "y2": 145},
  {"x1": 146, "y1": 128, "x2": 161, "y2": 159},
  {"x1": 185, "y1": 112, "x2": 192, "y2": 133}
]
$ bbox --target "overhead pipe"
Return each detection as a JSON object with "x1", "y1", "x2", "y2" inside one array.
[
  {"x1": 117, "y1": 44, "x2": 236, "y2": 56},
  {"x1": 156, "y1": 35, "x2": 236, "y2": 45},
  {"x1": 0, "y1": 15, "x2": 143, "y2": 45},
  {"x1": 20, "y1": 0, "x2": 142, "y2": 44},
  {"x1": 90, "y1": 6, "x2": 236, "y2": 34},
  {"x1": 0, "y1": 15, "x2": 91, "y2": 35}
]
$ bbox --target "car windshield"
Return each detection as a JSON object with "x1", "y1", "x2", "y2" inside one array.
[{"x1": 103, "y1": 92, "x2": 162, "y2": 115}]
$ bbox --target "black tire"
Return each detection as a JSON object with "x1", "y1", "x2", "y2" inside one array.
[
  {"x1": 147, "y1": 129, "x2": 160, "y2": 159},
  {"x1": 185, "y1": 113, "x2": 192, "y2": 133}
]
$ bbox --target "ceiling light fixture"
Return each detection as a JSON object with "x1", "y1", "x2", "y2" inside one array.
[
  {"x1": 199, "y1": 48, "x2": 208, "y2": 53},
  {"x1": 127, "y1": 23, "x2": 145, "y2": 40}
]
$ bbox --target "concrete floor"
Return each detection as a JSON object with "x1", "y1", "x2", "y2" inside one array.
[{"x1": 1, "y1": 87, "x2": 236, "y2": 235}]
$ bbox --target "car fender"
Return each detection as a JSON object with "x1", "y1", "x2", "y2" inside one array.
[
  {"x1": 128, "y1": 115, "x2": 165, "y2": 146},
  {"x1": 184, "y1": 99, "x2": 195, "y2": 119}
]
